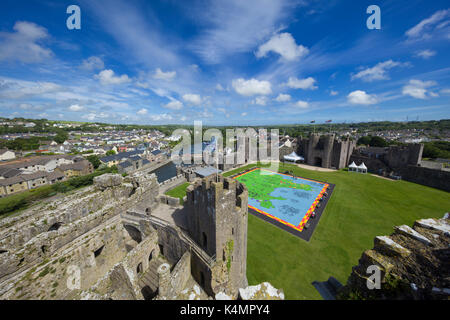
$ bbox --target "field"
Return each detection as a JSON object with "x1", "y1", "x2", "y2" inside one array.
[{"x1": 168, "y1": 163, "x2": 450, "y2": 299}]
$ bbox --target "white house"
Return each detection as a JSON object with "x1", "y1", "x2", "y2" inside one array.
[{"x1": 0, "y1": 149, "x2": 16, "y2": 161}]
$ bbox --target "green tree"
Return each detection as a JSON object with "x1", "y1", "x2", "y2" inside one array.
[
  {"x1": 106, "y1": 150, "x2": 116, "y2": 156},
  {"x1": 357, "y1": 136, "x2": 371, "y2": 146},
  {"x1": 369, "y1": 136, "x2": 388, "y2": 147},
  {"x1": 423, "y1": 142, "x2": 450, "y2": 159},
  {"x1": 86, "y1": 155, "x2": 101, "y2": 169},
  {"x1": 54, "y1": 130, "x2": 68, "y2": 144}
]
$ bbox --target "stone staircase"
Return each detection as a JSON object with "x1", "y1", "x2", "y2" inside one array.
[{"x1": 138, "y1": 258, "x2": 165, "y2": 299}]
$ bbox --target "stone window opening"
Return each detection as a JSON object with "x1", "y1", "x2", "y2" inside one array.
[
  {"x1": 149, "y1": 249, "x2": 154, "y2": 262},
  {"x1": 202, "y1": 232, "x2": 207, "y2": 250},
  {"x1": 41, "y1": 245, "x2": 48, "y2": 254},
  {"x1": 232, "y1": 228, "x2": 234, "y2": 235},
  {"x1": 48, "y1": 222, "x2": 63, "y2": 232},
  {"x1": 0, "y1": 249, "x2": 8, "y2": 254},
  {"x1": 141, "y1": 285, "x2": 157, "y2": 300},
  {"x1": 124, "y1": 225, "x2": 142, "y2": 244},
  {"x1": 136, "y1": 262, "x2": 143, "y2": 274},
  {"x1": 17, "y1": 257, "x2": 24, "y2": 266},
  {"x1": 158, "y1": 244, "x2": 164, "y2": 256},
  {"x1": 94, "y1": 245, "x2": 104, "y2": 258}
]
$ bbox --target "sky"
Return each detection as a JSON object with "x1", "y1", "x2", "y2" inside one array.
[{"x1": 0, "y1": 0, "x2": 449, "y2": 126}]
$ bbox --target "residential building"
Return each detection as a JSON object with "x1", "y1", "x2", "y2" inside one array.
[{"x1": 0, "y1": 149, "x2": 16, "y2": 161}]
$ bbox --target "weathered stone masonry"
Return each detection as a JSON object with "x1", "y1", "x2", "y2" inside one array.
[{"x1": 0, "y1": 171, "x2": 282, "y2": 300}]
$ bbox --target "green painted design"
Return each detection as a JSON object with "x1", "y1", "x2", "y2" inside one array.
[{"x1": 235, "y1": 169, "x2": 312, "y2": 208}]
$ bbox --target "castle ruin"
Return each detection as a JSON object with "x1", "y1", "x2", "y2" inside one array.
[
  {"x1": 297, "y1": 133, "x2": 356, "y2": 170},
  {"x1": 0, "y1": 171, "x2": 283, "y2": 300},
  {"x1": 338, "y1": 214, "x2": 450, "y2": 300}
]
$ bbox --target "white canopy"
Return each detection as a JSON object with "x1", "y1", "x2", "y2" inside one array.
[
  {"x1": 284, "y1": 152, "x2": 304, "y2": 162},
  {"x1": 349, "y1": 161, "x2": 357, "y2": 169},
  {"x1": 357, "y1": 162, "x2": 367, "y2": 170}
]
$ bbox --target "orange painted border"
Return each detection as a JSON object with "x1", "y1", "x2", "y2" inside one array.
[{"x1": 233, "y1": 168, "x2": 329, "y2": 232}]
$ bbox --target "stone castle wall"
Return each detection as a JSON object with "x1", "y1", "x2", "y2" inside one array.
[
  {"x1": 0, "y1": 169, "x2": 282, "y2": 301},
  {"x1": 338, "y1": 214, "x2": 449, "y2": 300},
  {"x1": 184, "y1": 174, "x2": 248, "y2": 297},
  {"x1": 0, "y1": 172, "x2": 161, "y2": 300},
  {"x1": 298, "y1": 134, "x2": 356, "y2": 169},
  {"x1": 399, "y1": 165, "x2": 450, "y2": 192}
]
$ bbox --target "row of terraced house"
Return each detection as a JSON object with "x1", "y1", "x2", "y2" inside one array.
[{"x1": 0, "y1": 155, "x2": 93, "y2": 197}]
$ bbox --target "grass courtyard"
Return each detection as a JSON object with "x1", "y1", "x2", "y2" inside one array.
[
  {"x1": 164, "y1": 182, "x2": 190, "y2": 205},
  {"x1": 168, "y1": 163, "x2": 450, "y2": 299}
]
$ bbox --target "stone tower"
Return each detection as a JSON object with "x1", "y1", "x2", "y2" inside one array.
[
  {"x1": 298, "y1": 133, "x2": 356, "y2": 169},
  {"x1": 185, "y1": 174, "x2": 248, "y2": 297}
]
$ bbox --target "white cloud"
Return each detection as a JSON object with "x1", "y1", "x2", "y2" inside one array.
[
  {"x1": 285, "y1": 77, "x2": 318, "y2": 90},
  {"x1": 182, "y1": 93, "x2": 202, "y2": 105},
  {"x1": 68, "y1": 104, "x2": 85, "y2": 112},
  {"x1": 215, "y1": 84, "x2": 225, "y2": 91},
  {"x1": 402, "y1": 79, "x2": 437, "y2": 99},
  {"x1": 405, "y1": 9, "x2": 450, "y2": 40},
  {"x1": 347, "y1": 90, "x2": 378, "y2": 105},
  {"x1": 241, "y1": 112, "x2": 247, "y2": 117},
  {"x1": 148, "y1": 113, "x2": 173, "y2": 121},
  {"x1": 18, "y1": 103, "x2": 33, "y2": 110},
  {"x1": 95, "y1": 69, "x2": 131, "y2": 85},
  {"x1": 151, "y1": 88, "x2": 169, "y2": 97},
  {"x1": 80, "y1": 56, "x2": 105, "y2": 71},
  {"x1": 164, "y1": 100, "x2": 183, "y2": 110},
  {"x1": 416, "y1": 49, "x2": 436, "y2": 59},
  {"x1": 83, "y1": 114, "x2": 96, "y2": 121},
  {"x1": 256, "y1": 32, "x2": 309, "y2": 61},
  {"x1": 252, "y1": 96, "x2": 269, "y2": 106},
  {"x1": 137, "y1": 108, "x2": 148, "y2": 115},
  {"x1": 0, "y1": 21, "x2": 53, "y2": 63},
  {"x1": 0, "y1": 79, "x2": 63, "y2": 99},
  {"x1": 440, "y1": 88, "x2": 450, "y2": 95},
  {"x1": 232, "y1": 78, "x2": 272, "y2": 96},
  {"x1": 351, "y1": 60, "x2": 403, "y2": 82},
  {"x1": 82, "y1": 112, "x2": 109, "y2": 121},
  {"x1": 274, "y1": 93, "x2": 291, "y2": 102},
  {"x1": 190, "y1": 0, "x2": 293, "y2": 64},
  {"x1": 295, "y1": 100, "x2": 309, "y2": 108},
  {"x1": 153, "y1": 68, "x2": 176, "y2": 80},
  {"x1": 330, "y1": 90, "x2": 339, "y2": 96}
]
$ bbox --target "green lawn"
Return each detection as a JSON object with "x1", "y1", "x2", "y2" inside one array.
[
  {"x1": 164, "y1": 182, "x2": 190, "y2": 205},
  {"x1": 166, "y1": 163, "x2": 450, "y2": 299}
]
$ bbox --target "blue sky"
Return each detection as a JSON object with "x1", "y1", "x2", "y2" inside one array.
[{"x1": 0, "y1": 0, "x2": 449, "y2": 125}]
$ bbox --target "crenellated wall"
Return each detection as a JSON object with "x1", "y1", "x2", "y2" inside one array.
[
  {"x1": 0, "y1": 170, "x2": 282, "y2": 301},
  {"x1": 338, "y1": 214, "x2": 450, "y2": 300},
  {"x1": 298, "y1": 133, "x2": 356, "y2": 169},
  {"x1": 0, "y1": 172, "x2": 161, "y2": 300},
  {"x1": 184, "y1": 174, "x2": 248, "y2": 297}
]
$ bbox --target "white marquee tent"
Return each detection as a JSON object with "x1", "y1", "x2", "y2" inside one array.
[
  {"x1": 283, "y1": 152, "x2": 304, "y2": 163},
  {"x1": 357, "y1": 162, "x2": 368, "y2": 174},
  {"x1": 348, "y1": 161, "x2": 358, "y2": 172}
]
